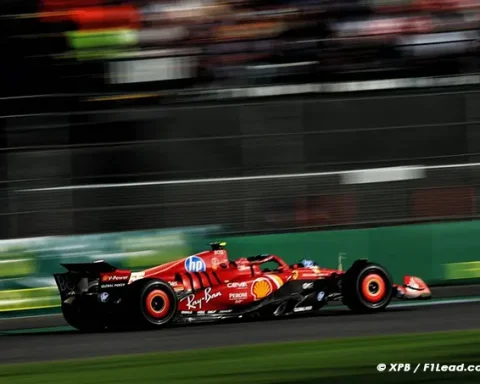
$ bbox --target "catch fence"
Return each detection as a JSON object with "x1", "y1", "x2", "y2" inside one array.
[{"x1": 4, "y1": 163, "x2": 480, "y2": 238}]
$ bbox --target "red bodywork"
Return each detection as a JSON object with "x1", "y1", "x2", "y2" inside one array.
[
  {"x1": 98, "y1": 248, "x2": 431, "y2": 314},
  {"x1": 99, "y1": 249, "x2": 346, "y2": 313}
]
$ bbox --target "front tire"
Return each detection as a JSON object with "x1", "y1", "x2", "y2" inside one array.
[{"x1": 342, "y1": 261, "x2": 393, "y2": 313}]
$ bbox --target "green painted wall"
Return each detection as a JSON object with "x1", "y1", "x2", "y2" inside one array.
[
  {"x1": 0, "y1": 226, "x2": 220, "y2": 313},
  {"x1": 221, "y1": 221, "x2": 480, "y2": 285},
  {"x1": 1, "y1": 220, "x2": 480, "y2": 316}
]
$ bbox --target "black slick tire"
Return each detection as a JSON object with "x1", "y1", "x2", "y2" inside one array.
[
  {"x1": 137, "y1": 279, "x2": 178, "y2": 328},
  {"x1": 341, "y1": 260, "x2": 393, "y2": 313}
]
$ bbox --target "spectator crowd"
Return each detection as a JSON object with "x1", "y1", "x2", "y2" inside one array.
[{"x1": 1, "y1": 0, "x2": 480, "y2": 96}]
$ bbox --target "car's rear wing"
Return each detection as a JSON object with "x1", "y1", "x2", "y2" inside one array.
[{"x1": 53, "y1": 261, "x2": 119, "y2": 302}]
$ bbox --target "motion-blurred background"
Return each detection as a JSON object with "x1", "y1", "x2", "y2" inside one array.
[
  {"x1": 2, "y1": 0, "x2": 480, "y2": 98},
  {"x1": 0, "y1": 0, "x2": 479, "y2": 315}
]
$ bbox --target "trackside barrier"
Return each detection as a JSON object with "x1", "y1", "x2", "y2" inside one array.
[
  {"x1": 221, "y1": 220, "x2": 480, "y2": 286},
  {"x1": 0, "y1": 225, "x2": 221, "y2": 313},
  {"x1": 0, "y1": 287, "x2": 59, "y2": 312},
  {"x1": 1, "y1": 220, "x2": 480, "y2": 316}
]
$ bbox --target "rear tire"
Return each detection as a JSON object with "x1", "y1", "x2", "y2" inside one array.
[
  {"x1": 342, "y1": 260, "x2": 393, "y2": 313},
  {"x1": 137, "y1": 279, "x2": 177, "y2": 328},
  {"x1": 61, "y1": 279, "x2": 106, "y2": 332},
  {"x1": 62, "y1": 302, "x2": 106, "y2": 332}
]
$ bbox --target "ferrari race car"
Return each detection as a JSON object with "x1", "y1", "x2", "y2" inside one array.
[{"x1": 53, "y1": 242, "x2": 432, "y2": 332}]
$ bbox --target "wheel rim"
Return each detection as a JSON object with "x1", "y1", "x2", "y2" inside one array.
[
  {"x1": 360, "y1": 273, "x2": 386, "y2": 303},
  {"x1": 145, "y1": 289, "x2": 170, "y2": 319}
]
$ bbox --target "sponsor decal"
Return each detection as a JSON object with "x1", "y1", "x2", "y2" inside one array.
[
  {"x1": 213, "y1": 250, "x2": 224, "y2": 255},
  {"x1": 55, "y1": 274, "x2": 76, "y2": 292},
  {"x1": 207, "y1": 310, "x2": 217, "y2": 314},
  {"x1": 102, "y1": 275, "x2": 129, "y2": 282},
  {"x1": 317, "y1": 291, "x2": 325, "y2": 301},
  {"x1": 112, "y1": 275, "x2": 128, "y2": 281},
  {"x1": 302, "y1": 282, "x2": 314, "y2": 290},
  {"x1": 294, "y1": 306, "x2": 312, "y2": 312},
  {"x1": 251, "y1": 277, "x2": 273, "y2": 300},
  {"x1": 100, "y1": 283, "x2": 126, "y2": 288},
  {"x1": 168, "y1": 281, "x2": 178, "y2": 286},
  {"x1": 292, "y1": 270, "x2": 299, "y2": 280},
  {"x1": 185, "y1": 255, "x2": 206, "y2": 272},
  {"x1": 99, "y1": 292, "x2": 109, "y2": 303},
  {"x1": 227, "y1": 282, "x2": 248, "y2": 289},
  {"x1": 181, "y1": 311, "x2": 193, "y2": 314},
  {"x1": 219, "y1": 309, "x2": 232, "y2": 314},
  {"x1": 303, "y1": 273, "x2": 321, "y2": 279},
  {"x1": 229, "y1": 292, "x2": 248, "y2": 300},
  {"x1": 128, "y1": 272, "x2": 145, "y2": 284},
  {"x1": 182, "y1": 287, "x2": 221, "y2": 310}
]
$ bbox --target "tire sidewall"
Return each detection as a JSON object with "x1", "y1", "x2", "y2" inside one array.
[
  {"x1": 354, "y1": 266, "x2": 393, "y2": 309},
  {"x1": 62, "y1": 302, "x2": 105, "y2": 332},
  {"x1": 138, "y1": 279, "x2": 178, "y2": 327},
  {"x1": 342, "y1": 262, "x2": 393, "y2": 312}
]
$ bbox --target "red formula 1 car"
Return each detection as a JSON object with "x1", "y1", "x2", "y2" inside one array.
[{"x1": 53, "y1": 242, "x2": 432, "y2": 332}]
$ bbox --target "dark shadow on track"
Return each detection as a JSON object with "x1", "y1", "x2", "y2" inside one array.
[
  {"x1": 0, "y1": 305, "x2": 419, "y2": 336},
  {"x1": 0, "y1": 301, "x2": 479, "y2": 365},
  {"x1": 0, "y1": 330, "x2": 75, "y2": 337}
]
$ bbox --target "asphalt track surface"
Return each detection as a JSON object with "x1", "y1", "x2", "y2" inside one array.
[{"x1": 1, "y1": 300, "x2": 480, "y2": 364}]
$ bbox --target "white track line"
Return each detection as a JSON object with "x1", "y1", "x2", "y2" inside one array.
[{"x1": 17, "y1": 162, "x2": 480, "y2": 192}]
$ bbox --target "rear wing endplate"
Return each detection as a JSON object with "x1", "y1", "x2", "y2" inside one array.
[{"x1": 54, "y1": 261, "x2": 117, "y2": 302}]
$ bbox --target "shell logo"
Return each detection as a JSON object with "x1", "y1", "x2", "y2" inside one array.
[{"x1": 251, "y1": 278, "x2": 273, "y2": 300}]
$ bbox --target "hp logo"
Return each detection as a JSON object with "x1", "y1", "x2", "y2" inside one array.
[{"x1": 185, "y1": 256, "x2": 206, "y2": 272}]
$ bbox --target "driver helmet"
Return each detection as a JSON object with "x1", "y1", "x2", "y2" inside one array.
[{"x1": 300, "y1": 259, "x2": 318, "y2": 268}]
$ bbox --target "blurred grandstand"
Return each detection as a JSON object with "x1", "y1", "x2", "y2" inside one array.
[
  {"x1": 1, "y1": 0, "x2": 480, "y2": 240},
  {"x1": 1, "y1": 0, "x2": 480, "y2": 104}
]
